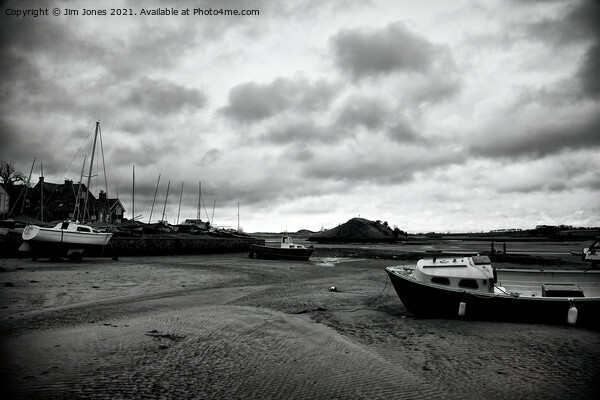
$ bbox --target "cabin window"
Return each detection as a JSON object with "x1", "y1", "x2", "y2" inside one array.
[
  {"x1": 431, "y1": 277, "x2": 450, "y2": 285},
  {"x1": 77, "y1": 227, "x2": 91, "y2": 233},
  {"x1": 458, "y1": 279, "x2": 479, "y2": 289}
]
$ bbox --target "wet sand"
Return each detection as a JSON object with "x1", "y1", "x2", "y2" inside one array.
[{"x1": 1, "y1": 252, "x2": 599, "y2": 399}]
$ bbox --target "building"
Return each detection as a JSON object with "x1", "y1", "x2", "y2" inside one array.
[
  {"x1": 7, "y1": 177, "x2": 125, "y2": 223},
  {"x1": 0, "y1": 185, "x2": 8, "y2": 218}
]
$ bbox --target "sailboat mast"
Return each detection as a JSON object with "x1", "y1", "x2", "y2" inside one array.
[
  {"x1": 197, "y1": 182, "x2": 201, "y2": 220},
  {"x1": 177, "y1": 182, "x2": 184, "y2": 225},
  {"x1": 162, "y1": 180, "x2": 170, "y2": 222},
  {"x1": 97, "y1": 123, "x2": 110, "y2": 222},
  {"x1": 83, "y1": 121, "x2": 100, "y2": 222},
  {"x1": 132, "y1": 165, "x2": 135, "y2": 221},
  {"x1": 211, "y1": 200, "x2": 215, "y2": 225},
  {"x1": 74, "y1": 155, "x2": 87, "y2": 221},
  {"x1": 40, "y1": 162, "x2": 44, "y2": 222},
  {"x1": 149, "y1": 174, "x2": 161, "y2": 223},
  {"x1": 20, "y1": 158, "x2": 36, "y2": 214}
]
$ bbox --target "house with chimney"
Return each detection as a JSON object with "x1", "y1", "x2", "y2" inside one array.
[
  {"x1": 0, "y1": 185, "x2": 8, "y2": 218},
  {"x1": 7, "y1": 177, "x2": 125, "y2": 223}
]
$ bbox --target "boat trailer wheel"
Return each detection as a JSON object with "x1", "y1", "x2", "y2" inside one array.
[{"x1": 69, "y1": 252, "x2": 83, "y2": 262}]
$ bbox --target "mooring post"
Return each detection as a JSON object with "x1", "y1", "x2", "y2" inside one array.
[
  {"x1": 503, "y1": 242, "x2": 507, "y2": 254},
  {"x1": 491, "y1": 242, "x2": 495, "y2": 254}
]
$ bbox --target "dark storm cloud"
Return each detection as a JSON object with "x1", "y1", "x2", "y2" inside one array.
[
  {"x1": 302, "y1": 157, "x2": 413, "y2": 184},
  {"x1": 386, "y1": 121, "x2": 422, "y2": 144},
  {"x1": 578, "y1": 42, "x2": 600, "y2": 99},
  {"x1": 200, "y1": 149, "x2": 222, "y2": 166},
  {"x1": 526, "y1": 0, "x2": 600, "y2": 45},
  {"x1": 222, "y1": 82, "x2": 291, "y2": 122},
  {"x1": 336, "y1": 96, "x2": 389, "y2": 130},
  {"x1": 300, "y1": 143, "x2": 461, "y2": 186},
  {"x1": 110, "y1": 139, "x2": 178, "y2": 168},
  {"x1": 261, "y1": 120, "x2": 339, "y2": 145},
  {"x1": 0, "y1": 119, "x2": 26, "y2": 160},
  {"x1": 0, "y1": 53, "x2": 43, "y2": 100},
  {"x1": 222, "y1": 78, "x2": 338, "y2": 123},
  {"x1": 0, "y1": 8, "x2": 92, "y2": 57},
  {"x1": 496, "y1": 180, "x2": 568, "y2": 194},
  {"x1": 126, "y1": 78, "x2": 207, "y2": 114},
  {"x1": 469, "y1": 112, "x2": 600, "y2": 158},
  {"x1": 525, "y1": 0, "x2": 600, "y2": 99},
  {"x1": 286, "y1": 147, "x2": 314, "y2": 163},
  {"x1": 0, "y1": 17, "x2": 80, "y2": 114},
  {"x1": 106, "y1": 24, "x2": 199, "y2": 80},
  {"x1": 330, "y1": 22, "x2": 435, "y2": 79}
]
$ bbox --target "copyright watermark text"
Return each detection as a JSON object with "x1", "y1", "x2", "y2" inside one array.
[{"x1": 4, "y1": 7, "x2": 260, "y2": 18}]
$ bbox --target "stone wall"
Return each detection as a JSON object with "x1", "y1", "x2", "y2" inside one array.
[
  {"x1": 108, "y1": 236, "x2": 264, "y2": 257},
  {"x1": 0, "y1": 235, "x2": 264, "y2": 258}
]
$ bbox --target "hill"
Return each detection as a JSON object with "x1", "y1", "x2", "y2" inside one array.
[{"x1": 308, "y1": 218, "x2": 402, "y2": 243}]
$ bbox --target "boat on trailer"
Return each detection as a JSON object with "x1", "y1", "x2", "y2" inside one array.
[
  {"x1": 20, "y1": 220, "x2": 113, "y2": 261},
  {"x1": 19, "y1": 121, "x2": 114, "y2": 261},
  {"x1": 385, "y1": 255, "x2": 600, "y2": 327},
  {"x1": 250, "y1": 236, "x2": 314, "y2": 261}
]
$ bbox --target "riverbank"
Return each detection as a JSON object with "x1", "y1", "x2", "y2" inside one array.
[{"x1": 1, "y1": 252, "x2": 598, "y2": 399}]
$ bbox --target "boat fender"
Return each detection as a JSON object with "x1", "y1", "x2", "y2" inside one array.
[
  {"x1": 567, "y1": 300, "x2": 578, "y2": 325},
  {"x1": 458, "y1": 301, "x2": 466, "y2": 316}
]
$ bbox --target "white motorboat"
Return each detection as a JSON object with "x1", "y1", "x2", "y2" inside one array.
[{"x1": 386, "y1": 255, "x2": 600, "y2": 327}]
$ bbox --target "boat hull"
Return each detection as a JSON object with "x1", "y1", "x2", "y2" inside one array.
[
  {"x1": 22, "y1": 225, "x2": 112, "y2": 246},
  {"x1": 386, "y1": 267, "x2": 600, "y2": 327},
  {"x1": 250, "y1": 244, "x2": 313, "y2": 261}
]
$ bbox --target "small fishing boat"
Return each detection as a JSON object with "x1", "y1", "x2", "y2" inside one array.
[
  {"x1": 250, "y1": 236, "x2": 314, "y2": 261},
  {"x1": 385, "y1": 255, "x2": 600, "y2": 327}
]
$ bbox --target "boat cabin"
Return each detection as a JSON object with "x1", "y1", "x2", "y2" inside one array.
[
  {"x1": 413, "y1": 255, "x2": 496, "y2": 293},
  {"x1": 280, "y1": 236, "x2": 307, "y2": 249},
  {"x1": 55, "y1": 221, "x2": 100, "y2": 234}
]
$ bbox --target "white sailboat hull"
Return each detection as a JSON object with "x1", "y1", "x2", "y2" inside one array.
[{"x1": 22, "y1": 224, "x2": 112, "y2": 246}]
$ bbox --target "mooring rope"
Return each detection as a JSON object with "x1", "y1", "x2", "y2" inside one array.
[{"x1": 377, "y1": 273, "x2": 392, "y2": 309}]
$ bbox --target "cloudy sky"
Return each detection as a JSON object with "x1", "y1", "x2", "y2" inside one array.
[{"x1": 1, "y1": 0, "x2": 599, "y2": 233}]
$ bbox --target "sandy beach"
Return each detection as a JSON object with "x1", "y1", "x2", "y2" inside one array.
[{"x1": 1, "y1": 251, "x2": 599, "y2": 399}]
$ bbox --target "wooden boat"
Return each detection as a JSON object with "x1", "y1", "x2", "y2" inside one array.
[
  {"x1": 250, "y1": 236, "x2": 314, "y2": 261},
  {"x1": 385, "y1": 255, "x2": 600, "y2": 327}
]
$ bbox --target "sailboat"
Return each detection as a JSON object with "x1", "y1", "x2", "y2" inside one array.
[{"x1": 20, "y1": 121, "x2": 113, "y2": 260}]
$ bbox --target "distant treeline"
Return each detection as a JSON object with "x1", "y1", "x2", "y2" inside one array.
[{"x1": 417, "y1": 225, "x2": 599, "y2": 240}]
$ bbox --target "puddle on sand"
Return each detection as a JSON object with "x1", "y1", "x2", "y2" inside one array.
[{"x1": 312, "y1": 257, "x2": 362, "y2": 267}]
